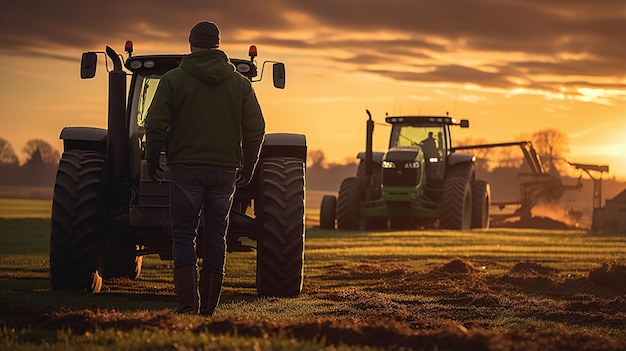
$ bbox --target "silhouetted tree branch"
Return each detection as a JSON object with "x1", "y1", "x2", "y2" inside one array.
[
  {"x1": 531, "y1": 129, "x2": 569, "y2": 174},
  {"x1": 0, "y1": 138, "x2": 18, "y2": 165},
  {"x1": 22, "y1": 139, "x2": 60, "y2": 165}
]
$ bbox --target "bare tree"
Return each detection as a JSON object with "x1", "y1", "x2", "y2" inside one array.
[
  {"x1": 22, "y1": 139, "x2": 60, "y2": 165},
  {"x1": 18, "y1": 139, "x2": 60, "y2": 186},
  {"x1": 0, "y1": 138, "x2": 20, "y2": 185},
  {"x1": 0, "y1": 138, "x2": 18, "y2": 165},
  {"x1": 531, "y1": 129, "x2": 569, "y2": 174}
]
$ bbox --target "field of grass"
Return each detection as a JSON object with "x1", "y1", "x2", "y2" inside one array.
[
  {"x1": 0, "y1": 189, "x2": 329, "y2": 221},
  {"x1": 0, "y1": 216, "x2": 625, "y2": 350},
  {"x1": 0, "y1": 198, "x2": 51, "y2": 219}
]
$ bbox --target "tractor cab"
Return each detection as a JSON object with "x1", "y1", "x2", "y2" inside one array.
[{"x1": 384, "y1": 116, "x2": 467, "y2": 185}]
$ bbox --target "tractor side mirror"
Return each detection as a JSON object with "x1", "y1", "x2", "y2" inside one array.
[
  {"x1": 459, "y1": 119, "x2": 469, "y2": 128},
  {"x1": 272, "y1": 62, "x2": 285, "y2": 89},
  {"x1": 80, "y1": 52, "x2": 97, "y2": 79}
]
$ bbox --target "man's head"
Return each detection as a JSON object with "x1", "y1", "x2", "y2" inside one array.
[{"x1": 189, "y1": 21, "x2": 220, "y2": 51}]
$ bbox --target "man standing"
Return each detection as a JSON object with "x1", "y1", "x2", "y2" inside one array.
[{"x1": 145, "y1": 21, "x2": 265, "y2": 316}]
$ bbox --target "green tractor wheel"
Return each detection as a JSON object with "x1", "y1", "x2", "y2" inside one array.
[
  {"x1": 440, "y1": 177, "x2": 472, "y2": 230},
  {"x1": 337, "y1": 177, "x2": 364, "y2": 230},
  {"x1": 337, "y1": 177, "x2": 387, "y2": 230},
  {"x1": 256, "y1": 157, "x2": 305, "y2": 297},
  {"x1": 471, "y1": 180, "x2": 491, "y2": 229},
  {"x1": 50, "y1": 150, "x2": 106, "y2": 293},
  {"x1": 319, "y1": 195, "x2": 337, "y2": 229},
  {"x1": 357, "y1": 160, "x2": 382, "y2": 199}
]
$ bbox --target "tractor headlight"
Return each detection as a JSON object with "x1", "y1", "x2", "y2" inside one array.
[
  {"x1": 404, "y1": 161, "x2": 420, "y2": 168},
  {"x1": 382, "y1": 161, "x2": 396, "y2": 169},
  {"x1": 428, "y1": 157, "x2": 440, "y2": 163}
]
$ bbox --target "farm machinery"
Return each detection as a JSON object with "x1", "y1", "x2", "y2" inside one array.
[
  {"x1": 319, "y1": 110, "x2": 491, "y2": 231},
  {"x1": 319, "y1": 110, "x2": 588, "y2": 231},
  {"x1": 50, "y1": 42, "x2": 307, "y2": 296},
  {"x1": 454, "y1": 142, "x2": 583, "y2": 225}
]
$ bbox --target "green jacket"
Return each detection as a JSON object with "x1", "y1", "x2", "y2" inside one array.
[{"x1": 145, "y1": 49, "x2": 265, "y2": 175}]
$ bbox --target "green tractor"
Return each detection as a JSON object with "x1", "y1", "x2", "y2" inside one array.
[
  {"x1": 319, "y1": 110, "x2": 490, "y2": 231},
  {"x1": 50, "y1": 42, "x2": 306, "y2": 296}
]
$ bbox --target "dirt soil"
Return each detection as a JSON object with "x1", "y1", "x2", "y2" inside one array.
[
  {"x1": 2, "y1": 260, "x2": 625, "y2": 350},
  {"x1": 494, "y1": 215, "x2": 575, "y2": 229}
]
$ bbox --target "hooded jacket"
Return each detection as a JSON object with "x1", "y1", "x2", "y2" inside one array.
[{"x1": 145, "y1": 49, "x2": 265, "y2": 176}]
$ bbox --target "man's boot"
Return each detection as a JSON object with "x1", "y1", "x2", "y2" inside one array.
[
  {"x1": 199, "y1": 269, "x2": 224, "y2": 316},
  {"x1": 173, "y1": 265, "x2": 198, "y2": 313}
]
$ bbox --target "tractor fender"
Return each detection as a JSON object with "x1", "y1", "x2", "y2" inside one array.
[
  {"x1": 59, "y1": 127, "x2": 107, "y2": 153},
  {"x1": 260, "y1": 133, "x2": 307, "y2": 162},
  {"x1": 448, "y1": 153, "x2": 475, "y2": 166},
  {"x1": 356, "y1": 151, "x2": 385, "y2": 164},
  {"x1": 447, "y1": 153, "x2": 477, "y2": 181}
]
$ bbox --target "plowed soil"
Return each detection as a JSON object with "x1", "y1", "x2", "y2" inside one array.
[{"x1": 3, "y1": 259, "x2": 625, "y2": 350}]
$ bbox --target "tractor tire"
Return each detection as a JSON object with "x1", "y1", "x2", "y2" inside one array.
[
  {"x1": 440, "y1": 177, "x2": 472, "y2": 230},
  {"x1": 357, "y1": 161, "x2": 382, "y2": 199},
  {"x1": 256, "y1": 157, "x2": 305, "y2": 297},
  {"x1": 445, "y1": 163, "x2": 474, "y2": 183},
  {"x1": 50, "y1": 150, "x2": 106, "y2": 293},
  {"x1": 319, "y1": 195, "x2": 337, "y2": 229},
  {"x1": 337, "y1": 177, "x2": 385, "y2": 230},
  {"x1": 471, "y1": 180, "x2": 491, "y2": 229},
  {"x1": 337, "y1": 177, "x2": 364, "y2": 230},
  {"x1": 100, "y1": 236, "x2": 142, "y2": 280}
]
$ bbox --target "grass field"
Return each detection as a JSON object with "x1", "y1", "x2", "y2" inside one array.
[
  {"x1": 0, "y1": 189, "x2": 332, "y2": 221},
  {"x1": 0, "y1": 198, "x2": 51, "y2": 219},
  {"x1": 0, "y1": 217, "x2": 624, "y2": 350}
]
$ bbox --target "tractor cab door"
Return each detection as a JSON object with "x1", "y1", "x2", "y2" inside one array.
[{"x1": 128, "y1": 74, "x2": 162, "y2": 180}]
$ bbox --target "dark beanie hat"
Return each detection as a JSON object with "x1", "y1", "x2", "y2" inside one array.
[{"x1": 189, "y1": 21, "x2": 220, "y2": 48}]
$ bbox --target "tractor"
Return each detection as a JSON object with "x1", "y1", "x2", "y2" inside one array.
[
  {"x1": 50, "y1": 42, "x2": 306, "y2": 297},
  {"x1": 319, "y1": 110, "x2": 490, "y2": 231}
]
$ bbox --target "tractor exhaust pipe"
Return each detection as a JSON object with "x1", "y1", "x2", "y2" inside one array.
[
  {"x1": 365, "y1": 109, "x2": 374, "y2": 178},
  {"x1": 105, "y1": 46, "x2": 128, "y2": 204}
]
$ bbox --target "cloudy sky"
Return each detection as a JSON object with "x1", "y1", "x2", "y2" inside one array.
[{"x1": 1, "y1": 0, "x2": 625, "y2": 179}]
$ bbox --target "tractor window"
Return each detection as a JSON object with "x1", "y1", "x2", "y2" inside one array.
[
  {"x1": 128, "y1": 75, "x2": 161, "y2": 147},
  {"x1": 390, "y1": 125, "x2": 445, "y2": 159},
  {"x1": 136, "y1": 77, "x2": 161, "y2": 128},
  {"x1": 128, "y1": 75, "x2": 162, "y2": 178}
]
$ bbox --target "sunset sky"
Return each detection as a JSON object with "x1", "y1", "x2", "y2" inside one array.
[{"x1": 1, "y1": 1, "x2": 625, "y2": 180}]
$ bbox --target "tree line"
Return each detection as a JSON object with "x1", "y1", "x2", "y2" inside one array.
[
  {"x1": 0, "y1": 128, "x2": 587, "y2": 189},
  {"x1": 0, "y1": 138, "x2": 60, "y2": 187}
]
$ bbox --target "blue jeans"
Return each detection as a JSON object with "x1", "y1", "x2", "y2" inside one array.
[{"x1": 170, "y1": 164, "x2": 236, "y2": 274}]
